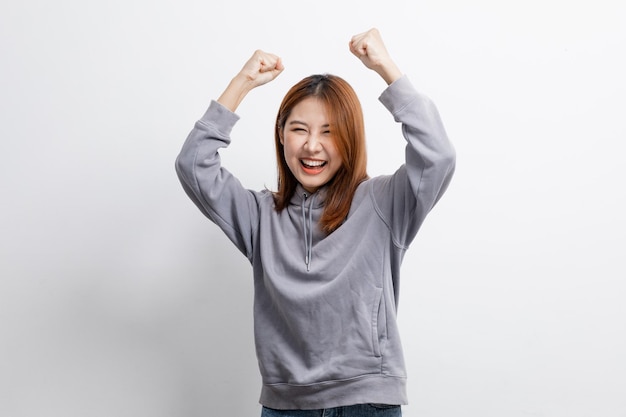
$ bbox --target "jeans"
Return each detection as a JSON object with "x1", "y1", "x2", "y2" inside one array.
[{"x1": 261, "y1": 404, "x2": 401, "y2": 417}]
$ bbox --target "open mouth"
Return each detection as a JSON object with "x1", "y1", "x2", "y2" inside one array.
[{"x1": 300, "y1": 159, "x2": 327, "y2": 170}]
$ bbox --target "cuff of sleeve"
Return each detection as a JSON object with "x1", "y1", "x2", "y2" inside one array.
[
  {"x1": 378, "y1": 75, "x2": 422, "y2": 116},
  {"x1": 198, "y1": 100, "x2": 241, "y2": 137}
]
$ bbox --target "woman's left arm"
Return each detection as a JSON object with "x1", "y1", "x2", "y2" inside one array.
[{"x1": 351, "y1": 28, "x2": 456, "y2": 245}]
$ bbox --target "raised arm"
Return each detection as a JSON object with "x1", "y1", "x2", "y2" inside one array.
[
  {"x1": 350, "y1": 28, "x2": 456, "y2": 246},
  {"x1": 175, "y1": 50, "x2": 283, "y2": 258}
]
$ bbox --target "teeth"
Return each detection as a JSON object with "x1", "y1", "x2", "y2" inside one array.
[{"x1": 302, "y1": 159, "x2": 325, "y2": 167}]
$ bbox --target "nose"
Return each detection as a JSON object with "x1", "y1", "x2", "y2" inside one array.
[{"x1": 304, "y1": 132, "x2": 322, "y2": 152}]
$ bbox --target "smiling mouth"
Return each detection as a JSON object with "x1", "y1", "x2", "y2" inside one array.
[{"x1": 300, "y1": 159, "x2": 327, "y2": 169}]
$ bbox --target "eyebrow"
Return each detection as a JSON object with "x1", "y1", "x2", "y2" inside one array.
[{"x1": 288, "y1": 120, "x2": 330, "y2": 128}]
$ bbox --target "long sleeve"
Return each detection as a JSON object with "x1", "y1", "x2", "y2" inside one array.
[
  {"x1": 372, "y1": 75, "x2": 456, "y2": 248},
  {"x1": 175, "y1": 100, "x2": 260, "y2": 259}
]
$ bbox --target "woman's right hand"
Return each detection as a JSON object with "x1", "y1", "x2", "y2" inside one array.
[
  {"x1": 217, "y1": 50, "x2": 284, "y2": 112},
  {"x1": 237, "y1": 49, "x2": 284, "y2": 88}
]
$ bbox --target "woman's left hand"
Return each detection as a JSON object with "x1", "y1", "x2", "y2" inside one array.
[{"x1": 349, "y1": 28, "x2": 402, "y2": 85}]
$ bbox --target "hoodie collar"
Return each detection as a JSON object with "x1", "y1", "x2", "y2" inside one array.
[{"x1": 290, "y1": 184, "x2": 327, "y2": 208}]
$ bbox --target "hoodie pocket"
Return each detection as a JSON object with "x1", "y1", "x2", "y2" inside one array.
[{"x1": 371, "y1": 287, "x2": 384, "y2": 357}]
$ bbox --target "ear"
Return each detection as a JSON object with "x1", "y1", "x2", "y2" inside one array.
[{"x1": 278, "y1": 127, "x2": 284, "y2": 145}]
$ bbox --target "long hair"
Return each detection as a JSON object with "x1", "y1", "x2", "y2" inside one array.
[{"x1": 274, "y1": 74, "x2": 369, "y2": 234}]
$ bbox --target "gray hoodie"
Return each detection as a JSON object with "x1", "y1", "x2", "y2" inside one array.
[{"x1": 175, "y1": 75, "x2": 456, "y2": 410}]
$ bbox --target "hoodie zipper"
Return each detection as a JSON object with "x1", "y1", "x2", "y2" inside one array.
[{"x1": 301, "y1": 192, "x2": 314, "y2": 272}]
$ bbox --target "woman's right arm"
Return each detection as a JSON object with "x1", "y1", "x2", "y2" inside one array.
[{"x1": 174, "y1": 51, "x2": 283, "y2": 259}]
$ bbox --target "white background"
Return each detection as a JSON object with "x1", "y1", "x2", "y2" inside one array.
[{"x1": 1, "y1": 1, "x2": 625, "y2": 416}]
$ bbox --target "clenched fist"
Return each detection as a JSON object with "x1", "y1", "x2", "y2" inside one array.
[
  {"x1": 350, "y1": 28, "x2": 402, "y2": 85},
  {"x1": 238, "y1": 49, "x2": 284, "y2": 89},
  {"x1": 217, "y1": 49, "x2": 284, "y2": 111}
]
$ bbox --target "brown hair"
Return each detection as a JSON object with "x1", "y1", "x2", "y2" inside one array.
[{"x1": 274, "y1": 74, "x2": 368, "y2": 234}]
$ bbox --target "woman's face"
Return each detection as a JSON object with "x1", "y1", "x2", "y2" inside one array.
[{"x1": 281, "y1": 97, "x2": 342, "y2": 194}]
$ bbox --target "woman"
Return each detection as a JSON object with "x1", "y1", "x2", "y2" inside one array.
[{"x1": 176, "y1": 28, "x2": 456, "y2": 416}]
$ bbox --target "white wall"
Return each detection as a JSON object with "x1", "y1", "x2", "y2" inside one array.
[{"x1": 1, "y1": 1, "x2": 625, "y2": 416}]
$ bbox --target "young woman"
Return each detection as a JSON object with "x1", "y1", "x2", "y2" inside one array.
[{"x1": 176, "y1": 28, "x2": 456, "y2": 416}]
